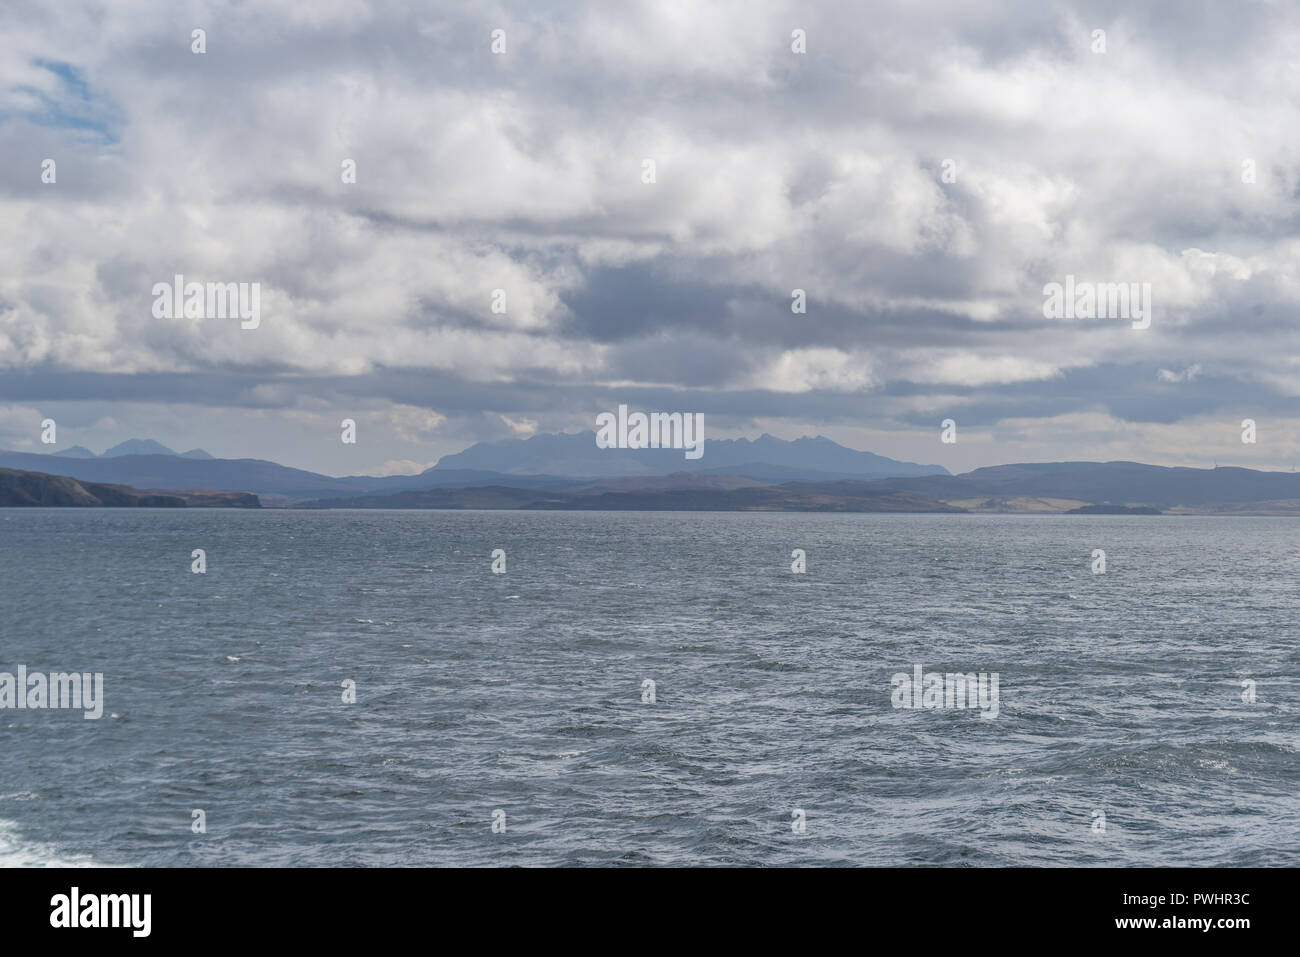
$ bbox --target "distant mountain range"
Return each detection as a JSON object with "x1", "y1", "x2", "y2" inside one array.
[
  {"x1": 0, "y1": 432, "x2": 948, "y2": 504},
  {"x1": 6, "y1": 433, "x2": 1300, "y2": 513},
  {"x1": 432, "y1": 431, "x2": 949, "y2": 480},
  {"x1": 53, "y1": 439, "x2": 214, "y2": 459}
]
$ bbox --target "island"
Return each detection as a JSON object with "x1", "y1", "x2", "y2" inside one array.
[{"x1": 0, "y1": 468, "x2": 259, "y2": 507}]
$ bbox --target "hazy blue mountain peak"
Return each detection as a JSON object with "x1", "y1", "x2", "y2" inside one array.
[
  {"x1": 102, "y1": 438, "x2": 176, "y2": 458},
  {"x1": 432, "y1": 429, "x2": 949, "y2": 479}
]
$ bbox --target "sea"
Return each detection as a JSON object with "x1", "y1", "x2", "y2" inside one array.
[{"x1": 1, "y1": 509, "x2": 1296, "y2": 866}]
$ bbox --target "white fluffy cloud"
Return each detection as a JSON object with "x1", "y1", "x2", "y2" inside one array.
[{"x1": 3, "y1": 0, "x2": 1300, "y2": 472}]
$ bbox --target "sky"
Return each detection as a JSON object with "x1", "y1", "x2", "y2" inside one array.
[{"x1": 3, "y1": 0, "x2": 1300, "y2": 477}]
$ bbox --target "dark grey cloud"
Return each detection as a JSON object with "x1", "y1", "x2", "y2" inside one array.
[{"x1": 4, "y1": 0, "x2": 1300, "y2": 473}]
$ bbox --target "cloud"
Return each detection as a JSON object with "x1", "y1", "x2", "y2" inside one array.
[
  {"x1": 3, "y1": 0, "x2": 1300, "y2": 472},
  {"x1": 370, "y1": 458, "x2": 437, "y2": 476},
  {"x1": 498, "y1": 413, "x2": 537, "y2": 437},
  {"x1": 1158, "y1": 364, "x2": 1202, "y2": 383}
]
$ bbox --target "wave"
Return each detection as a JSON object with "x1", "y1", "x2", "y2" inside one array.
[{"x1": 0, "y1": 819, "x2": 101, "y2": 868}]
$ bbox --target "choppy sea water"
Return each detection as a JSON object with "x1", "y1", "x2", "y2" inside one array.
[{"x1": 0, "y1": 509, "x2": 1296, "y2": 867}]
